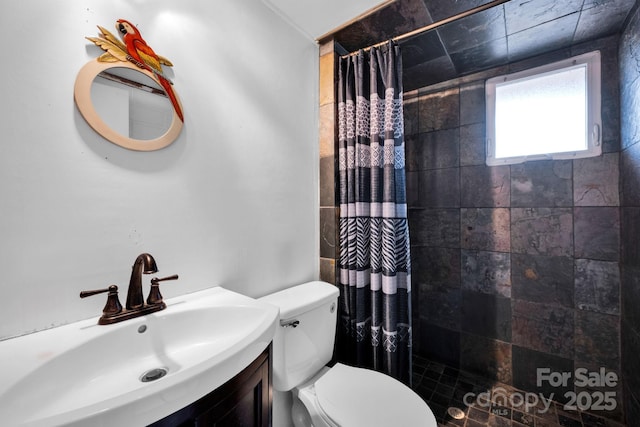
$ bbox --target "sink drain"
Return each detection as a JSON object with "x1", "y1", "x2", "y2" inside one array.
[
  {"x1": 447, "y1": 407, "x2": 466, "y2": 420},
  {"x1": 140, "y1": 368, "x2": 167, "y2": 382}
]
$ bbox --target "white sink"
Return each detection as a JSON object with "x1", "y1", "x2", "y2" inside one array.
[{"x1": 0, "y1": 287, "x2": 279, "y2": 426}]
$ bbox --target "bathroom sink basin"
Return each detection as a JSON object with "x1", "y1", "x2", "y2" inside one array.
[{"x1": 0, "y1": 287, "x2": 278, "y2": 426}]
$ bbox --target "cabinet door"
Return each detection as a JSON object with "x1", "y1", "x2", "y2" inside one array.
[
  {"x1": 194, "y1": 357, "x2": 270, "y2": 427},
  {"x1": 149, "y1": 346, "x2": 271, "y2": 427}
]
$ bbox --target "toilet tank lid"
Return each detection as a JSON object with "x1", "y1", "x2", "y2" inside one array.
[{"x1": 259, "y1": 281, "x2": 339, "y2": 320}]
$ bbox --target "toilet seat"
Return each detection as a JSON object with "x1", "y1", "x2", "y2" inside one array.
[{"x1": 295, "y1": 363, "x2": 437, "y2": 427}]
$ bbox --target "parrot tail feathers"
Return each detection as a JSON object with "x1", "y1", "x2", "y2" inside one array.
[{"x1": 158, "y1": 77, "x2": 184, "y2": 123}]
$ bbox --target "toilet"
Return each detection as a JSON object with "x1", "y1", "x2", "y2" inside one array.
[{"x1": 259, "y1": 281, "x2": 437, "y2": 427}]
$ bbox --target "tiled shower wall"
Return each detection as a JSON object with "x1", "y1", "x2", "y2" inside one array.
[
  {"x1": 319, "y1": 40, "x2": 339, "y2": 286},
  {"x1": 619, "y1": 3, "x2": 640, "y2": 422},
  {"x1": 404, "y1": 35, "x2": 623, "y2": 421}
]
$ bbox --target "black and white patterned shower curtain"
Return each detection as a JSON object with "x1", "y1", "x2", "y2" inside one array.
[{"x1": 337, "y1": 42, "x2": 412, "y2": 385}]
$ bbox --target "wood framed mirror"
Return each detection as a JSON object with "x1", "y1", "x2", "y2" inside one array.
[
  {"x1": 75, "y1": 60, "x2": 183, "y2": 151},
  {"x1": 75, "y1": 21, "x2": 184, "y2": 151}
]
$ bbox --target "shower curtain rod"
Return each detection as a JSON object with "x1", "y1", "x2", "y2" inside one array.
[{"x1": 340, "y1": 0, "x2": 510, "y2": 58}]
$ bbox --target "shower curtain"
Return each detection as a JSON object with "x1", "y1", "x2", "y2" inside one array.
[{"x1": 337, "y1": 42, "x2": 412, "y2": 385}]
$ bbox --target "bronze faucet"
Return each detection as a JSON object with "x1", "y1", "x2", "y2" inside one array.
[
  {"x1": 80, "y1": 253, "x2": 178, "y2": 325},
  {"x1": 126, "y1": 253, "x2": 158, "y2": 310}
]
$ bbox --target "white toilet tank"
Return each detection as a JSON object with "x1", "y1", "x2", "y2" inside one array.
[{"x1": 259, "y1": 281, "x2": 339, "y2": 392}]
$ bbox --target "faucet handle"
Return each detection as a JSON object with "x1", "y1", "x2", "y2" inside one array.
[
  {"x1": 80, "y1": 285, "x2": 123, "y2": 319},
  {"x1": 147, "y1": 274, "x2": 179, "y2": 306},
  {"x1": 80, "y1": 284, "x2": 119, "y2": 299},
  {"x1": 151, "y1": 274, "x2": 179, "y2": 284}
]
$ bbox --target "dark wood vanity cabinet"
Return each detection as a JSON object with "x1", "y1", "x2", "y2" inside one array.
[{"x1": 149, "y1": 345, "x2": 271, "y2": 427}]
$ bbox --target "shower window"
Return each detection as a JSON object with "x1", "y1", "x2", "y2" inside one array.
[{"x1": 485, "y1": 51, "x2": 601, "y2": 166}]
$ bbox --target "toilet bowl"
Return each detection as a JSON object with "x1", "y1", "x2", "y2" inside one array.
[{"x1": 259, "y1": 281, "x2": 437, "y2": 427}]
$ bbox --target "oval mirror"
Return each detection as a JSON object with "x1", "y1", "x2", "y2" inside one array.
[
  {"x1": 92, "y1": 67, "x2": 173, "y2": 141},
  {"x1": 75, "y1": 60, "x2": 183, "y2": 151}
]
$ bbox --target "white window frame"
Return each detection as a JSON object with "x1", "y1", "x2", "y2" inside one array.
[{"x1": 485, "y1": 51, "x2": 602, "y2": 166}]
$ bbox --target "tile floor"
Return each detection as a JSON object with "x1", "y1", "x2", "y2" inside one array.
[{"x1": 412, "y1": 355, "x2": 627, "y2": 427}]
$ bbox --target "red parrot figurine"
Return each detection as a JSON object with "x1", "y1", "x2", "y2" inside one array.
[{"x1": 116, "y1": 19, "x2": 184, "y2": 122}]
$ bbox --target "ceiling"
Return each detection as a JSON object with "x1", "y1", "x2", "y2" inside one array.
[
  {"x1": 266, "y1": 0, "x2": 637, "y2": 91},
  {"x1": 261, "y1": 0, "x2": 390, "y2": 40},
  {"x1": 332, "y1": 0, "x2": 638, "y2": 90}
]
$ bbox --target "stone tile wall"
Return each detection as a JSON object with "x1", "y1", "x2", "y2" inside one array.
[
  {"x1": 619, "y1": 3, "x2": 640, "y2": 425},
  {"x1": 405, "y1": 35, "x2": 624, "y2": 422},
  {"x1": 318, "y1": 40, "x2": 339, "y2": 285}
]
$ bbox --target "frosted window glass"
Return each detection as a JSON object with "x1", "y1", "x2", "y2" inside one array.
[
  {"x1": 494, "y1": 66, "x2": 587, "y2": 159},
  {"x1": 485, "y1": 51, "x2": 601, "y2": 166}
]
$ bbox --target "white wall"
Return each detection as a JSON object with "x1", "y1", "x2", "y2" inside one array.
[{"x1": 0, "y1": 0, "x2": 319, "y2": 339}]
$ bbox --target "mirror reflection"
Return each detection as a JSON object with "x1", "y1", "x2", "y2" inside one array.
[{"x1": 91, "y1": 67, "x2": 173, "y2": 141}]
